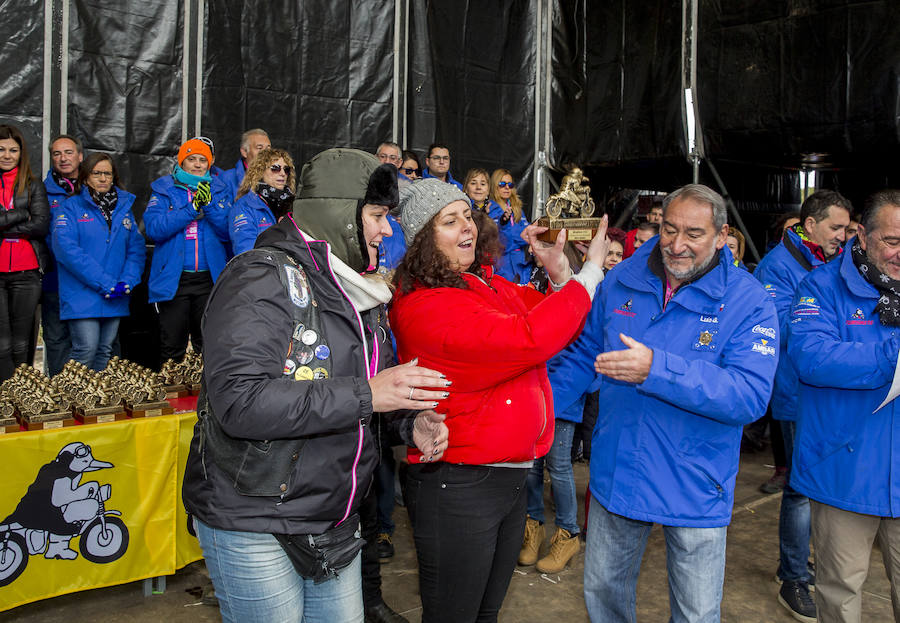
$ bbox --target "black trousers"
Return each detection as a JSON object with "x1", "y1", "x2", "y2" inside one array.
[
  {"x1": 0, "y1": 270, "x2": 41, "y2": 381},
  {"x1": 406, "y1": 463, "x2": 528, "y2": 623},
  {"x1": 360, "y1": 481, "x2": 384, "y2": 610},
  {"x1": 156, "y1": 271, "x2": 212, "y2": 366}
]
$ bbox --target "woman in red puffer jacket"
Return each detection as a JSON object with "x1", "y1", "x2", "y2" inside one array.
[
  {"x1": 0, "y1": 124, "x2": 49, "y2": 381},
  {"x1": 389, "y1": 178, "x2": 609, "y2": 623}
]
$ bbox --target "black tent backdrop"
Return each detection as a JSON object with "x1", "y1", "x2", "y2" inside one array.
[{"x1": 2, "y1": 0, "x2": 900, "y2": 221}]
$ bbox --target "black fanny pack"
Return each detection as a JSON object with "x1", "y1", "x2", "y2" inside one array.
[{"x1": 274, "y1": 514, "x2": 364, "y2": 584}]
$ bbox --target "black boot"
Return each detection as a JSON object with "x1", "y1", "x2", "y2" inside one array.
[{"x1": 365, "y1": 601, "x2": 409, "y2": 623}]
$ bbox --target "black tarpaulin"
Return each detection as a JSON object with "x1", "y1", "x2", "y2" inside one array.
[
  {"x1": 0, "y1": 0, "x2": 45, "y2": 159},
  {"x1": 551, "y1": 0, "x2": 684, "y2": 168},
  {"x1": 201, "y1": 0, "x2": 395, "y2": 175},
  {"x1": 67, "y1": 0, "x2": 185, "y2": 214},
  {"x1": 698, "y1": 0, "x2": 900, "y2": 163},
  {"x1": 406, "y1": 0, "x2": 537, "y2": 212}
]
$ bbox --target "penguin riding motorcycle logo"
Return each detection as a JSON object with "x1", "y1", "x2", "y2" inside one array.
[{"x1": 0, "y1": 442, "x2": 129, "y2": 587}]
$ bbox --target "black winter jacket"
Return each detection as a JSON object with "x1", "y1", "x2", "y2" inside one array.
[
  {"x1": 0, "y1": 179, "x2": 50, "y2": 272},
  {"x1": 182, "y1": 218, "x2": 391, "y2": 535}
]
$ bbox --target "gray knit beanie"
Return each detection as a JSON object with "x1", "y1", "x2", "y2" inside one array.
[{"x1": 398, "y1": 178, "x2": 471, "y2": 246}]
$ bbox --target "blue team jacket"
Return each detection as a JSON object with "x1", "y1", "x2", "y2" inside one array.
[
  {"x1": 228, "y1": 191, "x2": 277, "y2": 255},
  {"x1": 143, "y1": 174, "x2": 231, "y2": 303},
  {"x1": 549, "y1": 241, "x2": 778, "y2": 527},
  {"x1": 379, "y1": 214, "x2": 406, "y2": 271},
  {"x1": 753, "y1": 228, "x2": 833, "y2": 420},
  {"x1": 422, "y1": 168, "x2": 464, "y2": 190},
  {"x1": 42, "y1": 172, "x2": 77, "y2": 293},
  {"x1": 789, "y1": 246, "x2": 900, "y2": 517},
  {"x1": 471, "y1": 199, "x2": 532, "y2": 284},
  {"x1": 220, "y1": 162, "x2": 246, "y2": 201},
  {"x1": 52, "y1": 186, "x2": 146, "y2": 320}
]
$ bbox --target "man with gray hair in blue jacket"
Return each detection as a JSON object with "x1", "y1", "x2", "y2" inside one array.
[
  {"x1": 549, "y1": 184, "x2": 778, "y2": 623},
  {"x1": 788, "y1": 190, "x2": 900, "y2": 623}
]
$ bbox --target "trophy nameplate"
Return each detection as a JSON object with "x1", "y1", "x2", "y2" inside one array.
[{"x1": 127, "y1": 400, "x2": 174, "y2": 418}]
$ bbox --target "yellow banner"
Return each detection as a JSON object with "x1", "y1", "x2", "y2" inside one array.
[{"x1": 0, "y1": 412, "x2": 203, "y2": 612}]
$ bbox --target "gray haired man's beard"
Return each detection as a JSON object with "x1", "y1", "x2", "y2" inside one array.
[{"x1": 662, "y1": 243, "x2": 718, "y2": 281}]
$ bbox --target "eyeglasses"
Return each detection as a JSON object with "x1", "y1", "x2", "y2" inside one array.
[
  {"x1": 91, "y1": 170, "x2": 113, "y2": 178},
  {"x1": 73, "y1": 444, "x2": 91, "y2": 458},
  {"x1": 193, "y1": 136, "x2": 215, "y2": 155},
  {"x1": 497, "y1": 181, "x2": 515, "y2": 188},
  {"x1": 429, "y1": 155, "x2": 450, "y2": 162},
  {"x1": 269, "y1": 164, "x2": 292, "y2": 175},
  {"x1": 401, "y1": 167, "x2": 419, "y2": 175},
  {"x1": 377, "y1": 153, "x2": 401, "y2": 163}
]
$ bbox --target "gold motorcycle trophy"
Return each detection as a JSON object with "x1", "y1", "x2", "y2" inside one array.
[{"x1": 536, "y1": 167, "x2": 602, "y2": 243}]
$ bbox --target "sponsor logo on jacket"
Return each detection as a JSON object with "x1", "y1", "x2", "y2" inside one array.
[
  {"x1": 614, "y1": 298, "x2": 636, "y2": 317},
  {"x1": 846, "y1": 308, "x2": 874, "y2": 325},
  {"x1": 751, "y1": 339, "x2": 776, "y2": 356},
  {"x1": 751, "y1": 324, "x2": 776, "y2": 339},
  {"x1": 793, "y1": 296, "x2": 820, "y2": 316}
]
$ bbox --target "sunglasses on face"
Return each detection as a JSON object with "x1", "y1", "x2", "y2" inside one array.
[
  {"x1": 401, "y1": 167, "x2": 419, "y2": 175},
  {"x1": 269, "y1": 164, "x2": 291, "y2": 175},
  {"x1": 498, "y1": 181, "x2": 515, "y2": 189}
]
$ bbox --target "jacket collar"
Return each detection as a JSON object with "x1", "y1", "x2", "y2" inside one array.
[
  {"x1": 784, "y1": 226, "x2": 832, "y2": 269},
  {"x1": 839, "y1": 237, "x2": 879, "y2": 299},
  {"x1": 618, "y1": 239, "x2": 729, "y2": 313}
]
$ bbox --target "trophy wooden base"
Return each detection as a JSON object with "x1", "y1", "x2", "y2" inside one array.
[
  {"x1": 188, "y1": 383, "x2": 202, "y2": 396},
  {"x1": 75, "y1": 404, "x2": 128, "y2": 424},
  {"x1": 17, "y1": 409, "x2": 77, "y2": 431},
  {"x1": 165, "y1": 384, "x2": 189, "y2": 399},
  {"x1": 127, "y1": 400, "x2": 174, "y2": 418},
  {"x1": 0, "y1": 415, "x2": 19, "y2": 434},
  {"x1": 535, "y1": 217, "x2": 602, "y2": 243}
]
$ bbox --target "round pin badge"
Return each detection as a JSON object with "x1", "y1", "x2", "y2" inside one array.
[
  {"x1": 283, "y1": 359, "x2": 297, "y2": 376},
  {"x1": 313, "y1": 367, "x2": 329, "y2": 380},
  {"x1": 301, "y1": 329, "x2": 318, "y2": 345},
  {"x1": 315, "y1": 344, "x2": 330, "y2": 360},
  {"x1": 295, "y1": 366, "x2": 314, "y2": 381},
  {"x1": 297, "y1": 347, "x2": 314, "y2": 365}
]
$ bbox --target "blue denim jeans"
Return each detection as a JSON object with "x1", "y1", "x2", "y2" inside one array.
[
  {"x1": 778, "y1": 419, "x2": 811, "y2": 581},
  {"x1": 68, "y1": 317, "x2": 120, "y2": 371},
  {"x1": 584, "y1": 497, "x2": 727, "y2": 623},
  {"x1": 526, "y1": 419, "x2": 579, "y2": 534},
  {"x1": 195, "y1": 520, "x2": 364, "y2": 623}
]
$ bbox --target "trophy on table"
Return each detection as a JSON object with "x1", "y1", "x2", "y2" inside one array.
[
  {"x1": 535, "y1": 167, "x2": 603, "y2": 243},
  {"x1": 3, "y1": 364, "x2": 76, "y2": 430}
]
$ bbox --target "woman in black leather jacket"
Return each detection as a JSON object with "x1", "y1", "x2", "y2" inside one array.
[
  {"x1": 182, "y1": 149, "x2": 449, "y2": 623},
  {"x1": 0, "y1": 124, "x2": 49, "y2": 380}
]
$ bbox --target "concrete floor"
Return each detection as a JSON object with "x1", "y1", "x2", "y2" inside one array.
[{"x1": 5, "y1": 448, "x2": 894, "y2": 622}]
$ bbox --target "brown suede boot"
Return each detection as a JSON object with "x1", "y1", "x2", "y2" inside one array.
[
  {"x1": 518, "y1": 517, "x2": 545, "y2": 566},
  {"x1": 536, "y1": 527, "x2": 580, "y2": 573}
]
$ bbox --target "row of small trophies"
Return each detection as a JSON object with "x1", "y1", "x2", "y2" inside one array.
[{"x1": 0, "y1": 353, "x2": 203, "y2": 430}]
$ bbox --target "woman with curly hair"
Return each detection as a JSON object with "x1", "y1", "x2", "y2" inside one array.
[
  {"x1": 229, "y1": 147, "x2": 297, "y2": 255},
  {"x1": 489, "y1": 168, "x2": 533, "y2": 283},
  {"x1": 0, "y1": 124, "x2": 49, "y2": 380},
  {"x1": 390, "y1": 178, "x2": 609, "y2": 623}
]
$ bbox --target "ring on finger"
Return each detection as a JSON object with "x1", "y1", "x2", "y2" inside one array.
[{"x1": 408, "y1": 386, "x2": 415, "y2": 400}]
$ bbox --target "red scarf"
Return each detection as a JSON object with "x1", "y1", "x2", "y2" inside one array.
[
  {"x1": 0, "y1": 167, "x2": 39, "y2": 272},
  {"x1": 0, "y1": 167, "x2": 17, "y2": 209}
]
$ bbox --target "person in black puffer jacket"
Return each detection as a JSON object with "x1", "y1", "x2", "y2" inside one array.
[
  {"x1": 0, "y1": 124, "x2": 49, "y2": 381},
  {"x1": 182, "y1": 148, "x2": 449, "y2": 623}
]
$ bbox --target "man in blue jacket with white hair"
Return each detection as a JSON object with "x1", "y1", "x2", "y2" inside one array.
[
  {"x1": 788, "y1": 189, "x2": 900, "y2": 623},
  {"x1": 550, "y1": 184, "x2": 778, "y2": 623}
]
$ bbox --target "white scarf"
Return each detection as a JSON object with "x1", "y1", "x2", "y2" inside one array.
[{"x1": 296, "y1": 227, "x2": 392, "y2": 312}]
